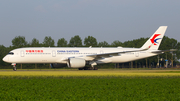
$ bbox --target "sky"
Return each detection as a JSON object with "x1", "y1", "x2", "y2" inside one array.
[{"x1": 0, "y1": 0, "x2": 180, "y2": 47}]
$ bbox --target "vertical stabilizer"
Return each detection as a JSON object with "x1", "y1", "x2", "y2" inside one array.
[{"x1": 141, "y1": 26, "x2": 167, "y2": 50}]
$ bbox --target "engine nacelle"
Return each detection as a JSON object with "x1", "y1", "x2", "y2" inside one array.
[
  {"x1": 67, "y1": 58, "x2": 86, "y2": 68},
  {"x1": 50, "y1": 63, "x2": 67, "y2": 68}
]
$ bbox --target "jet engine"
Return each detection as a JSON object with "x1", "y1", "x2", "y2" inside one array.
[
  {"x1": 50, "y1": 63, "x2": 67, "y2": 68},
  {"x1": 67, "y1": 58, "x2": 86, "y2": 68}
]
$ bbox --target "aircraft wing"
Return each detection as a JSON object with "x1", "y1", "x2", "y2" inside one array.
[
  {"x1": 86, "y1": 48, "x2": 150, "y2": 59},
  {"x1": 151, "y1": 49, "x2": 177, "y2": 54}
]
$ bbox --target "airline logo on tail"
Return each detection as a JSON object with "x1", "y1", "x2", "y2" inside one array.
[{"x1": 150, "y1": 34, "x2": 161, "y2": 45}]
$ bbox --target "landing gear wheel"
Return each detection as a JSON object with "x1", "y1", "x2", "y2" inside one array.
[
  {"x1": 94, "y1": 67, "x2": 98, "y2": 70},
  {"x1": 12, "y1": 63, "x2": 17, "y2": 71},
  {"x1": 84, "y1": 67, "x2": 88, "y2": 70},
  {"x1": 89, "y1": 67, "x2": 93, "y2": 70},
  {"x1": 82, "y1": 66, "x2": 98, "y2": 70},
  {"x1": 13, "y1": 67, "x2": 17, "y2": 71}
]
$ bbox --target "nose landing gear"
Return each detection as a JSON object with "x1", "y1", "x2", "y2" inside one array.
[
  {"x1": 13, "y1": 66, "x2": 17, "y2": 71},
  {"x1": 12, "y1": 63, "x2": 17, "y2": 71}
]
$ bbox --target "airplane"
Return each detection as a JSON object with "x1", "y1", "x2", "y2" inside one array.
[{"x1": 2, "y1": 26, "x2": 176, "y2": 71}]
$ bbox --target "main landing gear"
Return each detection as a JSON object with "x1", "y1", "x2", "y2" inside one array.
[
  {"x1": 78, "y1": 66, "x2": 98, "y2": 70},
  {"x1": 79, "y1": 61, "x2": 98, "y2": 70},
  {"x1": 12, "y1": 63, "x2": 17, "y2": 71}
]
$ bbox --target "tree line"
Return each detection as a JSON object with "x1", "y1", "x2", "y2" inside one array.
[
  {"x1": 0, "y1": 35, "x2": 180, "y2": 68},
  {"x1": 10, "y1": 35, "x2": 119, "y2": 47}
]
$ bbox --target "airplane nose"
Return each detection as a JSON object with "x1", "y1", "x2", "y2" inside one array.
[{"x1": 2, "y1": 56, "x2": 9, "y2": 62}]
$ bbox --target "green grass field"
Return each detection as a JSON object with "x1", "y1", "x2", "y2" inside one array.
[{"x1": 0, "y1": 69, "x2": 180, "y2": 100}]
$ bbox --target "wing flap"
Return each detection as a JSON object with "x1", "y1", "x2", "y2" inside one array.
[{"x1": 151, "y1": 49, "x2": 177, "y2": 54}]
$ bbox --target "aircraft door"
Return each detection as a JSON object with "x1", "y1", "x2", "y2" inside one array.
[
  {"x1": 20, "y1": 50, "x2": 25, "y2": 57},
  {"x1": 52, "y1": 50, "x2": 56, "y2": 57}
]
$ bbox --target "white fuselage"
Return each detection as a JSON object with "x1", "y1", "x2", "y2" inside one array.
[{"x1": 3, "y1": 47, "x2": 157, "y2": 64}]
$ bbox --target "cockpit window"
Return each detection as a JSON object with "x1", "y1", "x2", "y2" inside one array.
[{"x1": 8, "y1": 52, "x2": 14, "y2": 55}]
